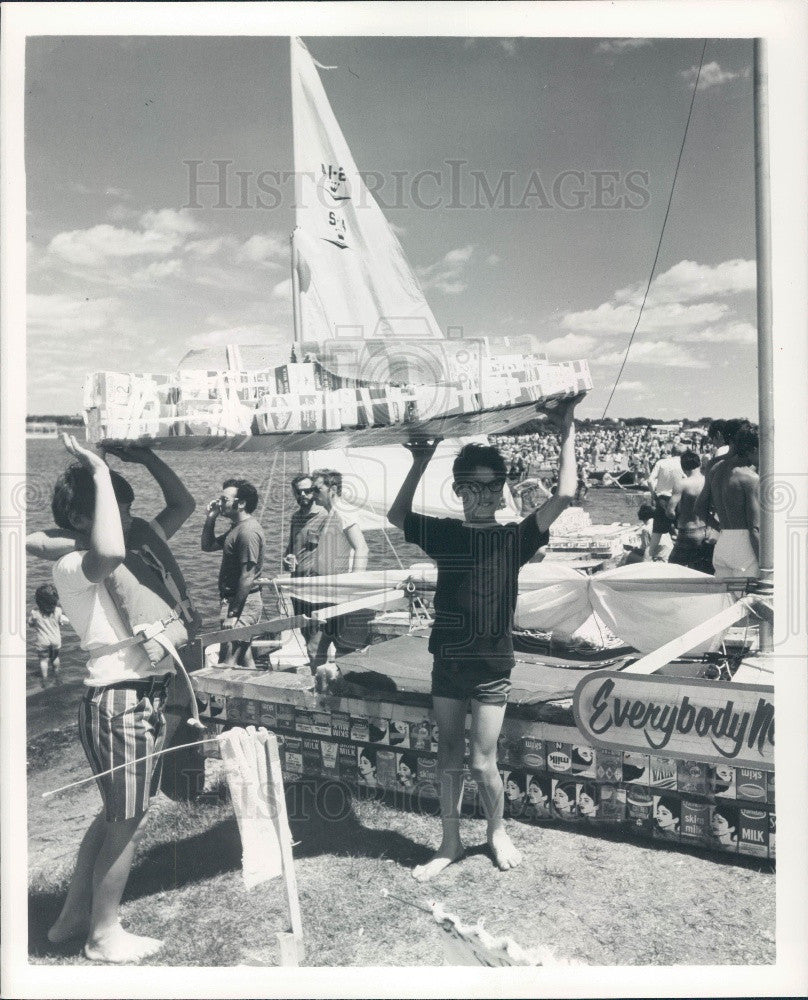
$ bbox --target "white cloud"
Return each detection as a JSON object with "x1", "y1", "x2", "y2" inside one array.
[
  {"x1": 47, "y1": 224, "x2": 181, "y2": 266},
  {"x1": 595, "y1": 340, "x2": 710, "y2": 369},
  {"x1": 562, "y1": 299, "x2": 730, "y2": 336},
  {"x1": 486, "y1": 253, "x2": 501, "y2": 266},
  {"x1": 680, "y1": 61, "x2": 741, "y2": 91},
  {"x1": 417, "y1": 245, "x2": 475, "y2": 295},
  {"x1": 272, "y1": 277, "x2": 292, "y2": 300},
  {"x1": 106, "y1": 203, "x2": 141, "y2": 225},
  {"x1": 236, "y1": 233, "x2": 286, "y2": 266},
  {"x1": 185, "y1": 237, "x2": 229, "y2": 259},
  {"x1": 105, "y1": 186, "x2": 131, "y2": 199},
  {"x1": 542, "y1": 333, "x2": 598, "y2": 358},
  {"x1": 28, "y1": 292, "x2": 120, "y2": 336},
  {"x1": 613, "y1": 259, "x2": 755, "y2": 308},
  {"x1": 139, "y1": 208, "x2": 201, "y2": 236},
  {"x1": 612, "y1": 380, "x2": 646, "y2": 392},
  {"x1": 678, "y1": 322, "x2": 757, "y2": 344},
  {"x1": 596, "y1": 39, "x2": 652, "y2": 55},
  {"x1": 561, "y1": 258, "x2": 755, "y2": 341},
  {"x1": 131, "y1": 259, "x2": 185, "y2": 283}
]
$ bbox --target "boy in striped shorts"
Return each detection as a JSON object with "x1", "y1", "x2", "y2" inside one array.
[{"x1": 45, "y1": 435, "x2": 172, "y2": 963}]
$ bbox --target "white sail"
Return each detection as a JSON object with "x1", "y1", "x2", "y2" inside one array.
[
  {"x1": 291, "y1": 36, "x2": 443, "y2": 343},
  {"x1": 291, "y1": 37, "x2": 519, "y2": 529}
]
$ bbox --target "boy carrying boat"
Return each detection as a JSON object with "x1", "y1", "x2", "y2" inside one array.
[{"x1": 388, "y1": 396, "x2": 581, "y2": 880}]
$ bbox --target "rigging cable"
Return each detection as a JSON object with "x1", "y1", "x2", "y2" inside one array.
[{"x1": 601, "y1": 39, "x2": 708, "y2": 418}]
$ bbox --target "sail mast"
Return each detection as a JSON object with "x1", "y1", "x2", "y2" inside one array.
[{"x1": 753, "y1": 38, "x2": 773, "y2": 653}]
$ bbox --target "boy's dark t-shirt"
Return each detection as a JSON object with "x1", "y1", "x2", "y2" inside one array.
[{"x1": 403, "y1": 512, "x2": 548, "y2": 673}]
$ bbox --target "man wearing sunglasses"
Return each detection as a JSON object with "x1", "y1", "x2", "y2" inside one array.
[
  {"x1": 388, "y1": 394, "x2": 581, "y2": 882},
  {"x1": 282, "y1": 474, "x2": 329, "y2": 660}
]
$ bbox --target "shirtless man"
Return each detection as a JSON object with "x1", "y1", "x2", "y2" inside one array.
[
  {"x1": 695, "y1": 425, "x2": 759, "y2": 581},
  {"x1": 666, "y1": 450, "x2": 713, "y2": 573}
]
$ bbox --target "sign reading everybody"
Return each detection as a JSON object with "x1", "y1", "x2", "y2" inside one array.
[{"x1": 572, "y1": 672, "x2": 774, "y2": 770}]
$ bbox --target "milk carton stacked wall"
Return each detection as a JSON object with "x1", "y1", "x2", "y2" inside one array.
[{"x1": 84, "y1": 339, "x2": 593, "y2": 443}]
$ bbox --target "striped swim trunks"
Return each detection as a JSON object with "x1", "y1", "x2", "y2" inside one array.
[{"x1": 78, "y1": 677, "x2": 170, "y2": 823}]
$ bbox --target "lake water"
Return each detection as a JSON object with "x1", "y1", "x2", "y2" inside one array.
[{"x1": 24, "y1": 437, "x2": 642, "y2": 692}]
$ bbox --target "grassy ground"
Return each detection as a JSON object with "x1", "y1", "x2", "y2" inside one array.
[{"x1": 28, "y1": 722, "x2": 775, "y2": 968}]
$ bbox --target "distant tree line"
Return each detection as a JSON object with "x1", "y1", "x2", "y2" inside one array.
[
  {"x1": 502, "y1": 415, "x2": 713, "y2": 435},
  {"x1": 27, "y1": 414, "x2": 84, "y2": 426}
]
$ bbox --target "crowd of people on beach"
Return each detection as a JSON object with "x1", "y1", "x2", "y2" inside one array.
[
  {"x1": 494, "y1": 422, "x2": 713, "y2": 488},
  {"x1": 495, "y1": 418, "x2": 761, "y2": 579}
]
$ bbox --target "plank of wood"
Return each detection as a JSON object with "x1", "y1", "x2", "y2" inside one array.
[{"x1": 263, "y1": 732, "x2": 305, "y2": 959}]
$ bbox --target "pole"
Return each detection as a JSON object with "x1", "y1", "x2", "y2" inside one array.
[
  {"x1": 753, "y1": 38, "x2": 774, "y2": 653},
  {"x1": 290, "y1": 228, "x2": 302, "y2": 351}
]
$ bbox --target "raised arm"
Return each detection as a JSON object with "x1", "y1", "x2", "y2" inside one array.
[
  {"x1": 61, "y1": 434, "x2": 125, "y2": 583},
  {"x1": 201, "y1": 499, "x2": 227, "y2": 552},
  {"x1": 104, "y1": 445, "x2": 195, "y2": 539},
  {"x1": 387, "y1": 438, "x2": 441, "y2": 530},
  {"x1": 529, "y1": 396, "x2": 581, "y2": 533}
]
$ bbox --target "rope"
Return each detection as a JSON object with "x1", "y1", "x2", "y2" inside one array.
[
  {"x1": 602, "y1": 39, "x2": 709, "y2": 418},
  {"x1": 280, "y1": 449, "x2": 287, "y2": 572},
  {"x1": 43, "y1": 735, "x2": 222, "y2": 799}
]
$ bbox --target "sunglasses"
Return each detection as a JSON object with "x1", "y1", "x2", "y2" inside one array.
[
  {"x1": 456, "y1": 478, "x2": 506, "y2": 496},
  {"x1": 297, "y1": 487, "x2": 316, "y2": 495}
]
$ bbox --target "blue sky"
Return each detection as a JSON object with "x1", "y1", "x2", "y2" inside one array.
[{"x1": 26, "y1": 35, "x2": 758, "y2": 419}]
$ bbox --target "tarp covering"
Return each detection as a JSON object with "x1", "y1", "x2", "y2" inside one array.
[{"x1": 275, "y1": 562, "x2": 734, "y2": 655}]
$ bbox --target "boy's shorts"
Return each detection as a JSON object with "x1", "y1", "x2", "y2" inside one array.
[
  {"x1": 35, "y1": 644, "x2": 60, "y2": 659},
  {"x1": 78, "y1": 677, "x2": 170, "y2": 823},
  {"x1": 431, "y1": 658, "x2": 512, "y2": 706}
]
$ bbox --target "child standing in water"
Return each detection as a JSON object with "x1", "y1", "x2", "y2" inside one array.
[
  {"x1": 388, "y1": 396, "x2": 580, "y2": 881},
  {"x1": 28, "y1": 583, "x2": 70, "y2": 686}
]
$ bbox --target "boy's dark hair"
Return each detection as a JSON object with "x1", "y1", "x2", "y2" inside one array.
[
  {"x1": 34, "y1": 583, "x2": 60, "y2": 615},
  {"x1": 708, "y1": 419, "x2": 727, "y2": 440},
  {"x1": 680, "y1": 450, "x2": 701, "y2": 473},
  {"x1": 51, "y1": 464, "x2": 134, "y2": 530},
  {"x1": 638, "y1": 503, "x2": 655, "y2": 521},
  {"x1": 734, "y1": 425, "x2": 759, "y2": 462},
  {"x1": 291, "y1": 473, "x2": 312, "y2": 493},
  {"x1": 452, "y1": 443, "x2": 507, "y2": 484},
  {"x1": 723, "y1": 418, "x2": 747, "y2": 446},
  {"x1": 311, "y1": 469, "x2": 343, "y2": 496},
  {"x1": 223, "y1": 478, "x2": 259, "y2": 514}
]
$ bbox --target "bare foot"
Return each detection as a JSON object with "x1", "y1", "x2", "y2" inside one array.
[
  {"x1": 48, "y1": 914, "x2": 89, "y2": 944},
  {"x1": 83, "y1": 925, "x2": 163, "y2": 964},
  {"x1": 488, "y1": 826, "x2": 522, "y2": 871},
  {"x1": 412, "y1": 842, "x2": 465, "y2": 882}
]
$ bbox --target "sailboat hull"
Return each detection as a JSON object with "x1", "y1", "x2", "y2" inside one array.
[{"x1": 115, "y1": 398, "x2": 545, "y2": 453}]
